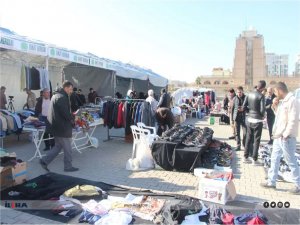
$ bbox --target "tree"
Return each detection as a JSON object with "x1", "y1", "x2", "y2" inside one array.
[{"x1": 195, "y1": 76, "x2": 201, "y2": 86}]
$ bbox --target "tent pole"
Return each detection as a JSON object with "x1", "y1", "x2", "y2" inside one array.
[{"x1": 45, "y1": 56, "x2": 49, "y2": 70}]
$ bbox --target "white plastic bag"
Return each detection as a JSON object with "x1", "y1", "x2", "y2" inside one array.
[
  {"x1": 126, "y1": 158, "x2": 140, "y2": 171},
  {"x1": 90, "y1": 137, "x2": 99, "y2": 148},
  {"x1": 135, "y1": 136, "x2": 154, "y2": 169}
]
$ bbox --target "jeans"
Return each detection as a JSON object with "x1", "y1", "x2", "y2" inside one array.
[
  {"x1": 267, "y1": 115, "x2": 275, "y2": 142},
  {"x1": 244, "y1": 121, "x2": 263, "y2": 161},
  {"x1": 235, "y1": 120, "x2": 246, "y2": 148},
  {"x1": 42, "y1": 137, "x2": 73, "y2": 169},
  {"x1": 268, "y1": 137, "x2": 300, "y2": 187}
]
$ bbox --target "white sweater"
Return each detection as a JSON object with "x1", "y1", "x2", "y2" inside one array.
[{"x1": 273, "y1": 93, "x2": 299, "y2": 138}]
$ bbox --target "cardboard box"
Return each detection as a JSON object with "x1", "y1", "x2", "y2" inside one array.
[
  {"x1": 194, "y1": 165, "x2": 236, "y2": 205},
  {"x1": 12, "y1": 162, "x2": 27, "y2": 185},
  {"x1": 198, "y1": 177, "x2": 236, "y2": 205},
  {"x1": 0, "y1": 166, "x2": 13, "y2": 191}
]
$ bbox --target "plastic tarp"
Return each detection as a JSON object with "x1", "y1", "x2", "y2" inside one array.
[{"x1": 63, "y1": 63, "x2": 115, "y2": 97}]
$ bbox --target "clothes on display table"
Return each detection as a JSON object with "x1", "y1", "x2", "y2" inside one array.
[
  {"x1": 259, "y1": 144, "x2": 300, "y2": 182},
  {"x1": 152, "y1": 125, "x2": 233, "y2": 171},
  {"x1": 102, "y1": 101, "x2": 153, "y2": 131},
  {"x1": 0, "y1": 110, "x2": 23, "y2": 135}
]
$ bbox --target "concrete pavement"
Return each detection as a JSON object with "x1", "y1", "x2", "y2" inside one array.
[{"x1": 1, "y1": 116, "x2": 299, "y2": 224}]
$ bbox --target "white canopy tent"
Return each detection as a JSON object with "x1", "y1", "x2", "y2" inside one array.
[
  {"x1": 171, "y1": 87, "x2": 215, "y2": 105},
  {"x1": 0, "y1": 27, "x2": 168, "y2": 110}
]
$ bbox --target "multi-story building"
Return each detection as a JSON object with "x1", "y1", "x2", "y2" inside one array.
[
  {"x1": 212, "y1": 68, "x2": 232, "y2": 76},
  {"x1": 199, "y1": 28, "x2": 300, "y2": 96},
  {"x1": 266, "y1": 53, "x2": 289, "y2": 77}
]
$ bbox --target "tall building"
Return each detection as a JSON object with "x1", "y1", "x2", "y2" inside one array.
[
  {"x1": 295, "y1": 54, "x2": 300, "y2": 76},
  {"x1": 232, "y1": 27, "x2": 266, "y2": 87},
  {"x1": 266, "y1": 53, "x2": 289, "y2": 77}
]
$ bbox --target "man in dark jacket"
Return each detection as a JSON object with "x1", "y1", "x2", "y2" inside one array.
[
  {"x1": 88, "y1": 88, "x2": 98, "y2": 104},
  {"x1": 156, "y1": 107, "x2": 174, "y2": 136},
  {"x1": 35, "y1": 88, "x2": 55, "y2": 151},
  {"x1": 265, "y1": 87, "x2": 276, "y2": 145},
  {"x1": 231, "y1": 86, "x2": 246, "y2": 151},
  {"x1": 40, "y1": 81, "x2": 78, "y2": 172},
  {"x1": 243, "y1": 80, "x2": 266, "y2": 165},
  {"x1": 157, "y1": 88, "x2": 171, "y2": 109}
]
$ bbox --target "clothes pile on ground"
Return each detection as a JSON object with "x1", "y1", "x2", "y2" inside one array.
[
  {"x1": 1, "y1": 173, "x2": 271, "y2": 225},
  {"x1": 259, "y1": 144, "x2": 300, "y2": 182},
  {"x1": 151, "y1": 125, "x2": 233, "y2": 172}
]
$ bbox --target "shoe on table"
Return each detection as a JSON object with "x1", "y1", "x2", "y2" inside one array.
[
  {"x1": 228, "y1": 136, "x2": 235, "y2": 140},
  {"x1": 267, "y1": 140, "x2": 273, "y2": 145},
  {"x1": 288, "y1": 186, "x2": 300, "y2": 194},
  {"x1": 252, "y1": 159, "x2": 264, "y2": 166},
  {"x1": 260, "y1": 182, "x2": 276, "y2": 189},
  {"x1": 39, "y1": 159, "x2": 50, "y2": 172},
  {"x1": 64, "y1": 167, "x2": 79, "y2": 172},
  {"x1": 243, "y1": 158, "x2": 252, "y2": 164}
]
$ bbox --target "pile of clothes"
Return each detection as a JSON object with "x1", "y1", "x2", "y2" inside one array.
[
  {"x1": 162, "y1": 125, "x2": 214, "y2": 147},
  {"x1": 259, "y1": 144, "x2": 300, "y2": 182},
  {"x1": 199, "y1": 140, "x2": 233, "y2": 168}
]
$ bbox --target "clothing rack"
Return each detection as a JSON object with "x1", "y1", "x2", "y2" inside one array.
[{"x1": 103, "y1": 98, "x2": 145, "y2": 142}]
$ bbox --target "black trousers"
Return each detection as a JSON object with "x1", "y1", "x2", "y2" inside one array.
[
  {"x1": 235, "y1": 120, "x2": 246, "y2": 148},
  {"x1": 267, "y1": 115, "x2": 275, "y2": 141},
  {"x1": 244, "y1": 121, "x2": 263, "y2": 161}
]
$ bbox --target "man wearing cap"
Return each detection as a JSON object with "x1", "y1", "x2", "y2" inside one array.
[
  {"x1": 23, "y1": 88, "x2": 36, "y2": 110},
  {"x1": 35, "y1": 88, "x2": 55, "y2": 151}
]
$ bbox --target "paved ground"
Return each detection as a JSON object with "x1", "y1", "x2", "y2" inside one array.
[{"x1": 1, "y1": 116, "x2": 300, "y2": 224}]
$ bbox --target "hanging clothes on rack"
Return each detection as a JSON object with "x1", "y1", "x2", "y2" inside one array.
[
  {"x1": 37, "y1": 68, "x2": 50, "y2": 90},
  {"x1": 30, "y1": 67, "x2": 41, "y2": 90}
]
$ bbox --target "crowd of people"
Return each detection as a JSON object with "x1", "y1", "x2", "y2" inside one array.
[{"x1": 223, "y1": 80, "x2": 299, "y2": 194}]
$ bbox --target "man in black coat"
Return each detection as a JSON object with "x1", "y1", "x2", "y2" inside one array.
[
  {"x1": 157, "y1": 88, "x2": 171, "y2": 109},
  {"x1": 40, "y1": 81, "x2": 78, "y2": 172},
  {"x1": 231, "y1": 86, "x2": 246, "y2": 151},
  {"x1": 156, "y1": 107, "x2": 174, "y2": 136},
  {"x1": 243, "y1": 80, "x2": 266, "y2": 165},
  {"x1": 265, "y1": 87, "x2": 276, "y2": 145}
]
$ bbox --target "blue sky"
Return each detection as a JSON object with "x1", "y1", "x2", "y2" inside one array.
[{"x1": 0, "y1": 0, "x2": 299, "y2": 82}]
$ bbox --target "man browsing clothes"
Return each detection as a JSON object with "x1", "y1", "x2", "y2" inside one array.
[
  {"x1": 40, "y1": 81, "x2": 79, "y2": 172},
  {"x1": 261, "y1": 82, "x2": 300, "y2": 194},
  {"x1": 265, "y1": 87, "x2": 276, "y2": 145}
]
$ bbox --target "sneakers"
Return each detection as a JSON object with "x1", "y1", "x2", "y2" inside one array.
[
  {"x1": 243, "y1": 158, "x2": 252, "y2": 164},
  {"x1": 288, "y1": 186, "x2": 300, "y2": 194},
  {"x1": 64, "y1": 167, "x2": 79, "y2": 172},
  {"x1": 260, "y1": 182, "x2": 276, "y2": 189},
  {"x1": 252, "y1": 159, "x2": 264, "y2": 166},
  {"x1": 267, "y1": 140, "x2": 273, "y2": 145},
  {"x1": 39, "y1": 159, "x2": 50, "y2": 172},
  {"x1": 228, "y1": 136, "x2": 235, "y2": 140}
]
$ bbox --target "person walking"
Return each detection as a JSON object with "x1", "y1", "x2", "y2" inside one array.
[
  {"x1": 35, "y1": 88, "x2": 55, "y2": 151},
  {"x1": 261, "y1": 82, "x2": 300, "y2": 194},
  {"x1": 265, "y1": 87, "x2": 276, "y2": 145},
  {"x1": 40, "y1": 81, "x2": 79, "y2": 172},
  {"x1": 231, "y1": 86, "x2": 246, "y2": 151},
  {"x1": 243, "y1": 80, "x2": 266, "y2": 165}
]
